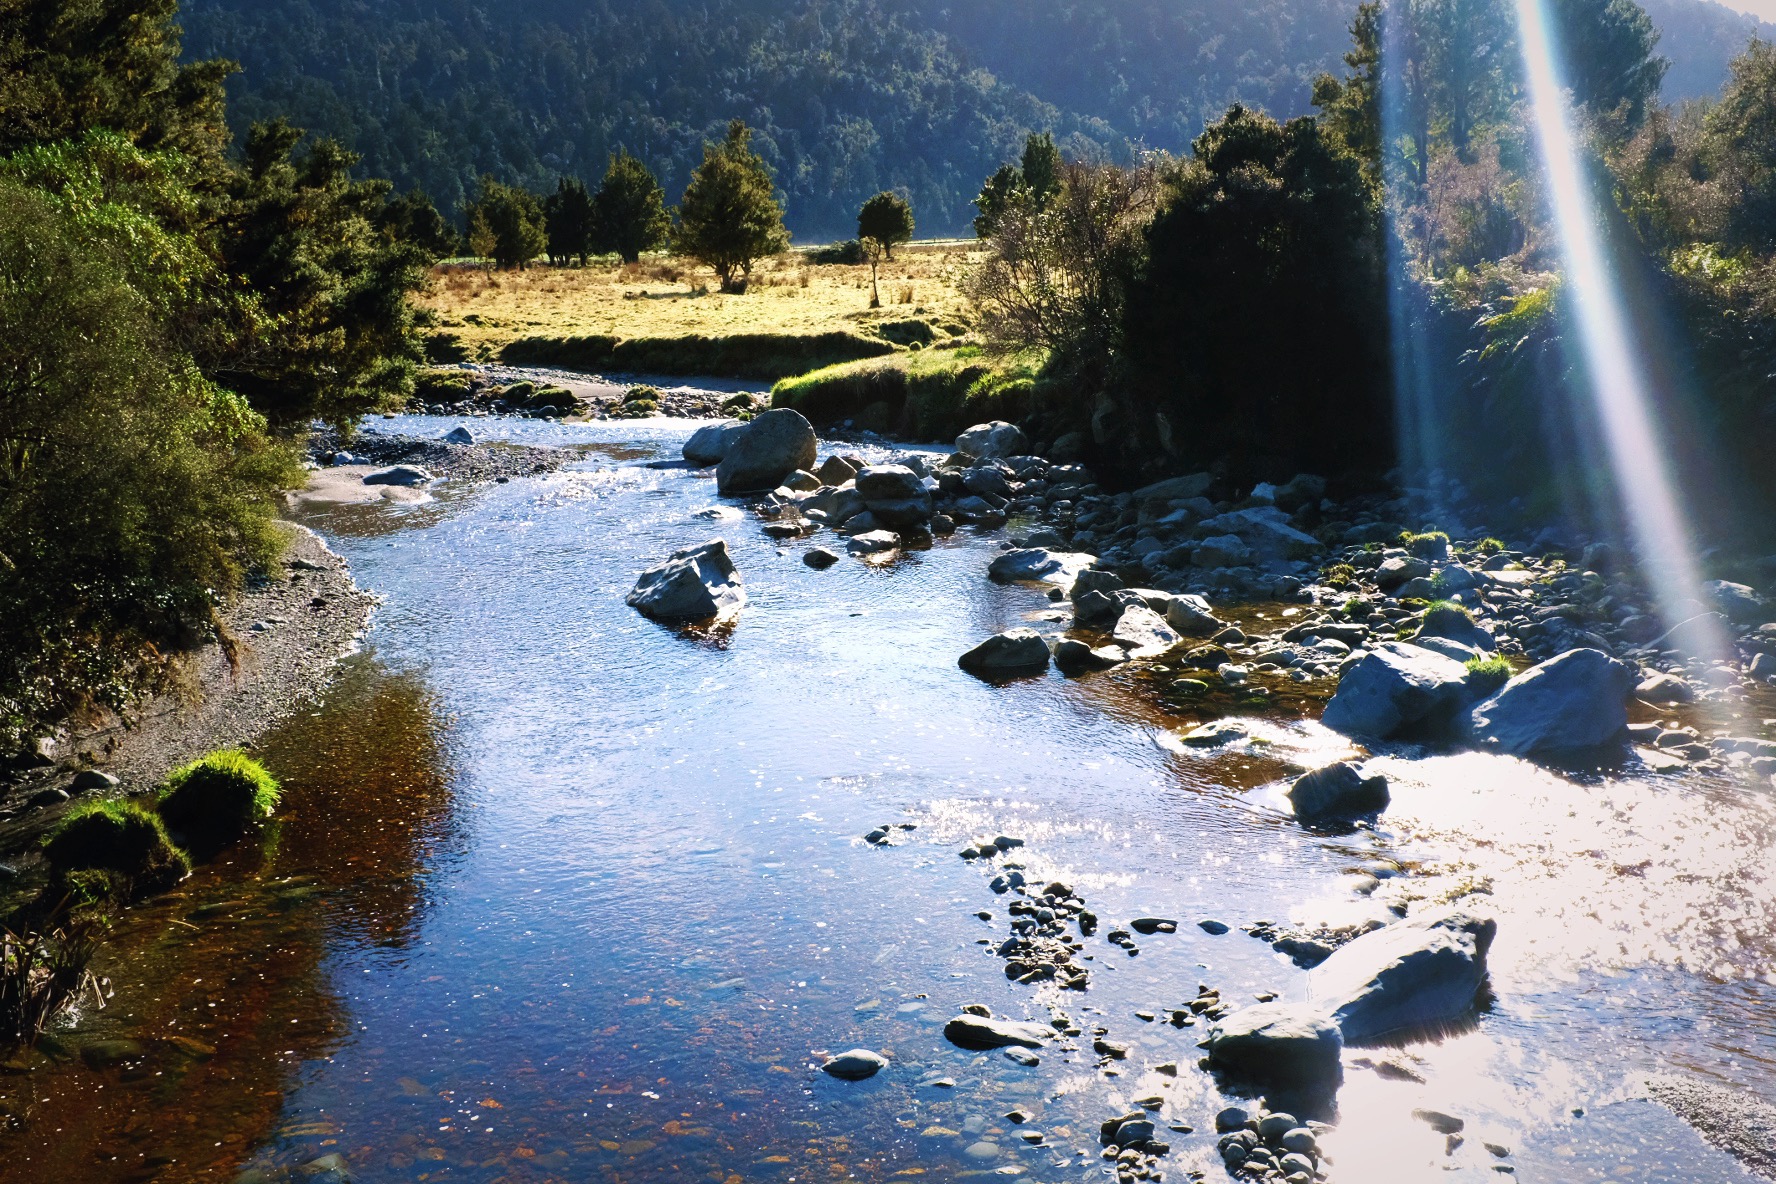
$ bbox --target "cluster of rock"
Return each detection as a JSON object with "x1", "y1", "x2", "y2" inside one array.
[
  {"x1": 1206, "y1": 905, "x2": 1498, "y2": 1093},
  {"x1": 1214, "y1": 1106, "x2": 1331, "y2": 1183}
]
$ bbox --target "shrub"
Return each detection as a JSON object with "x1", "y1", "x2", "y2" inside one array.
[
  {"x1": 1464, "y1": 654, "x2": 1513, "y2": 695},
  {"x1": 673, "y1": 121, "x2": 789, "y2": 293},
  {"x1": 1406, "y1": 530, "x2": 1451, "y2": 560},
  {"x1": 41, "y1": 801, "x2": 190, "y2": 902},
  {"x1": 807, "y1": 240, "x2": 864, "y2": 265},
  {"x1": 157, "y1": 749, "x2": 281, "y2": 852}
]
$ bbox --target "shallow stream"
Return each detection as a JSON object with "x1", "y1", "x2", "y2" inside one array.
[{"x1": 7, "y1": 414, "x2": 1776, "y2": 1183}]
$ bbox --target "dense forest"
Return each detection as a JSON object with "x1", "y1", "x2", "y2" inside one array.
[{"x1": 180, "y1": 0, "x2": 1774, "y2": 238}]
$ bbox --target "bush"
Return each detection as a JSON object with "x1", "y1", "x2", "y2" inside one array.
[
  {"x1": 1464, "y1": 654, "x2": 1513, "y2": 695},
  {"x1": 157, "y1": 748, "x2": 281, "y2": 851},
  {"x1": 41, "y1": 801, "x2": 190, "y2": 902},
  {"x1": 807, "y1": 240, "x2": 864, "y2": 265}
]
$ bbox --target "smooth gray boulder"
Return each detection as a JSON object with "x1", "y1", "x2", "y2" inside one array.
[
  {"x1": 816, "y1": 455, "x2": 859, "y2": 485},
  {"x1": 855, "y1": 466, "x2": 934, "y2": 527},
  {"x1": 988, "y1": 548, "x2": 1096, "y2": 588},
  {"x1": 943, "y1": 1014, "x2": 1050, "y2": 1050},
  {"x1": 956, "y1": 421, "x2": 1027, "y2": 459},
  {"x1": 846, "y1": 530, "x2": 901, "y2": 555},
  {"x1": 442, "y1": 425, "x2": 475, "y2": 445},
  {"x1": 1309, "y1": 906, "x2": 1497, "y2": 1045},
  {"x1": 802, "y1": 485, "x2": 865, "y2": 526},
  {"x1": 1198, "y1": 507, "x2": 1325, "y2": 561},
  {"x1": 1409, "y1": 635, "x2": 1484, "y2": 663},
  {"x1": 625, "y1": 540, "x2": 746, "y2": 621},
  {"x1": 1288, "y1": 762, "x2": 1389, "y2": 821},
  {"x1": 716, "y1": 409, "x2": 818, "y2": 493},
  {"x1": 1321, "y1": 641, "x2": 1472, "y2": 740},
  {"x1": 683, "y1": 418, "x2": 748, "y2": 466},
  {"x1": 1164, "y1": 593, "x2": 1223, "y2": 636},
  {"x1": 363, "y1": 465, "x2": 433, "y2": 487},
  {"x1": 822, "y1": 1049, "x2": 889, "y2": 1080},
  {"x1": 959, "y1": 629, "x2": 1052, "y2": 676},
  {"x1": 1467, "y1": 648, "x2": 1632, "y2": 755},
  {"x1": 1111, "y1": 605, "x2": 1182, "y2": 658},
  {"x1": 1417, "y1": 608, "x2": 1497, "y2": 652},
  {"x1": 1207, "y1": 1002, "x2": 1343, "y2": 1085}
]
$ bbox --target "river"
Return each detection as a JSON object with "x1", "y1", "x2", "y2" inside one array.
[{"x1": 5, "y1": 413, "x2": 1774, "y2": 1183}]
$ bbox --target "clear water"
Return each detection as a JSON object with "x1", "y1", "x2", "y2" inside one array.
[{"x1": 7, "y1": 414, "x2": 1775, "y2": 1183}]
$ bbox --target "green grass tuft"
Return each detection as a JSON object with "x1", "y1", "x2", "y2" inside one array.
[
  {"x1": 1464, "y1": 654, "x2": 1513, "y2": 695},
  {"x1": 158, "y1": 749, "x2": 281, "y2": 852},
  {"x1": 1421, "y1": 599, "x2": 1476, "y2": 631},
  {"x1": 1404, "y1": 530, "x2": 1451, "y2": 560},
  {"x1": 1477, "y1": 537, "x2": 1506, "y2": 555}
]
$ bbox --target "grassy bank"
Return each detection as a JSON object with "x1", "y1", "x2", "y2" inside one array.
[
  {"x1": 419, "y1": 242, "x2": 978, "y2": 371},
  {"x1": 770, "y1": 346, "x2": 1050, "y2": 441}
]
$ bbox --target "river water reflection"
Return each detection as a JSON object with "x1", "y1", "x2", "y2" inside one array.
[{"x1": 5, "y1": 414, "x2": 1775, "y2": 1183}]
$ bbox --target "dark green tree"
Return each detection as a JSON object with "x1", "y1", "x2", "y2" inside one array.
[
  {"x1": 1121, "y1": 105, "x2": 1388, "y2": 478},
  {"x1": 1550, "y1": 0, "x2": 1668, "y2": 127},
  {"x1": 673, "y1": 121, "x2": 789, "y2": 292},
  {"x1": 468, "y1": 175, "x2": 546, "y2": 269},
  {"x1": 973, "y1": 164, "x2": 1026, "y2": 238},
  {"x1": 857, "y1": 190, "x2": 913, "y2": 260},
  {"x1": 1426, "y1": 0, "x2": 1515, "y2": 159},
  {"x1": 379, "y1": 188, "x2": 458, "y2": 258},
  {"x1": 1704, "y1": 38, "x2": 1776, "y2": 251},
  {"x1": 1312, "y1": 2, "x2": 1384, "y2": 184},
  {"x1": 1021, "y1": 132, "x2": 1063, "y2": 207},
  {"x1": 0, "y1": 0, "x2": 234, "y2": 165},
  {"x1": 543, "y1": 175, "x2": 596, "y2": 265},
  {"x1": 593, "y1": 150, "x2": 670, "y2": 263},
  {"x1": 218, "y1": 119, "x2": 430, "y2": 426}
]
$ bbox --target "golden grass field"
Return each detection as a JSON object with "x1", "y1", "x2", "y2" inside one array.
[{"x1": 419, "y1": 241, "x2": 981, "y2": 356}]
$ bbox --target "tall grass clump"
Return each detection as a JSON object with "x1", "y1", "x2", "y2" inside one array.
[
  {"x1": 1465, "y1": 654, "x2": 1513, "y2": 695},
  {"x1": 0, "y1": 918, "x2": 106, "y2": 1052}
]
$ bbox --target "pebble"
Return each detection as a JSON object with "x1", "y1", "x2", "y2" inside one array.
[
  {"x1": 1198, "y1": 919, "x2": 1230, "y2": 935},
  {"x1": 821, "y1": 1048, "x2": 888, "y2": 1080}
]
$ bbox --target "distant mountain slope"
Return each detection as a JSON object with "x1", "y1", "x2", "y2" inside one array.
[{"x1": 179, "y1": 0, "x2": 1774, "y2": 239}]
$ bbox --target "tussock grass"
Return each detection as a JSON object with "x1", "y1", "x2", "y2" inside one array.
[
  {"x1": 770, "y1": 346, "x2": 1048, "y2": 441},
  {"x1": 42, "y1": 800, "x2": 189, "y2": 903},
  {"x1": 1465, "y1": 654, "x2": 1513, "y2": 694},
  {"x1": 158, "y1": 749, "x2": 280, "y2": 853}
]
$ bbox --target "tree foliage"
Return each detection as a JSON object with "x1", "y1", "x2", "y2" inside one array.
[
  {"x1": 593, "y1": 151, "x2": 670, "y2": 263},
  {"x1": 857, "y1": 191, "x2": 914, "y2": 260},
  {"x1": 1119, "y1": 106, "x2": 1389, "y2": 478},
  {"x1": 674, "y1": 121, "x2": 790, "y2": 292},
  {"x1": 544, "y1": 175, "x2": 596, "y2": 265},
  {"x1": 468, "y1": 175, "x2": 547, "y2": 269}
]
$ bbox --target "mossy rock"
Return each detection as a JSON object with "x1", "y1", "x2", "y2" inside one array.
[
  {"x1": 613, "y1": 399, "x2": 659, "y2": 419},
  {"x1": 501, "y1": 380, "x2": 537, "y2": 401},
  {"x1": 528, "y1": 385, "x2": 579, "y2": 410},
  {"x1": 42, "y1": 801, "x2": 189, "y2": 902},
  {"x1": 415, "y1": 368, "x2": 474, "y2": 402},
  {"x1": 624, "y1": 385, "x2": 661, "y2": 404},
  {"x1": 158, "y1": 749, "x2": 281, "y2": 854}
]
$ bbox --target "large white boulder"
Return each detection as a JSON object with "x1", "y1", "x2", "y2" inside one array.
[
  {"x1": 956, "y1": 421, "x2": 1027, "y2": 460},
  {"x1": 683, "y1": 418, "x2": 748, "y2": 466},
  {"x1": 1310, "y1": 906, "x2": 1497, "y2": 1045},
  {"x1": 716, "y1": 409, "x2": 819, "y2": 494},
  {"x1": 625, "y1": 540, "x2": 746, "y2": 621},
  {"x1": 987, "y1": 548, "x2": 1097, "y2": 589},
  {"x1": 1111, "y1": 605, "x2": 1182, "y2": 658},
  {"x1": 1466, "y1": 648, "x2": 1632, "y2": 755},
  {"x1": 1321, "y1": 642, "x2": 1472, "y2": 740}
]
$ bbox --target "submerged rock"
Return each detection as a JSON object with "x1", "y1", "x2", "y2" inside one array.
[
  {"x1": 716, "y1": 408, "x2": 818, "y2": 493},
  {"x1": 803, "y1": 547, "x2": 840, "y2": 569},
  {"x1": 959, "y1": 630, "x2": 1051, "y2": 676},
  {"x1": 1467, "y1": 648, "x2": 1632, "y2": 755},
  {"x1": 363, "y1": 464, "x2": 433, "y2": 487},
  {"x1": 1321, "y1": 642, "x2": 1472, "y2": 740},
  {"x1": 1288, "y1": 762, "x2": 1389, "y2": 821},
  {"x1": 943, "y1": 1014, "x2": 1051, "y2": 1050},
  {"x1": 1054, "y1": 638, "x2": 1126, "y2": 674},
  {"x1": 1309, "y1": 906, "x2": 1497, "y2": 1045},
  {"x1": 822, "y1": 1049, "x2": 889, "y2": 1080},
  {"x1": 625, "y1": 540, "x2": 746, "y2": 621}
]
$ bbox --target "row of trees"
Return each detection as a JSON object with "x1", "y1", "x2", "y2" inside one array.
[
  {"x1": 0, "y1": 0, "x2": 442, "y2": 752},
  {"x1": 457, "y1": 121, "x2": 917, "y2": 295}
]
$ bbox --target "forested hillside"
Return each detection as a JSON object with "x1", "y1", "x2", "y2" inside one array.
[{"x1": 181, "y1": 0, "x2": 1773, "y2": 238}]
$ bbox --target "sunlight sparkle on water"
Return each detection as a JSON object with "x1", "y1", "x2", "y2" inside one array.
[{"x1": 1513, "y1": 0, "x2": 1729, "y2": 664}]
